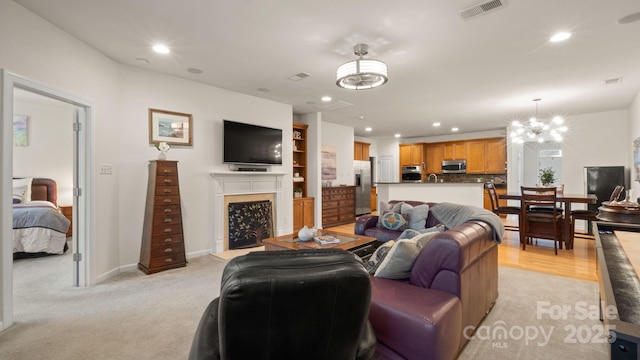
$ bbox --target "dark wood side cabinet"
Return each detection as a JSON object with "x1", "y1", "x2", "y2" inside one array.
[
  {"x1": 322, "y1": 186, "x2": 356, "y2": 228},
  {"x1": 60, "y1": 206, "x2": 73, "y2": 237},
  {"x1": 139, "y1": 160, "x2": 186, "y2": 274}
]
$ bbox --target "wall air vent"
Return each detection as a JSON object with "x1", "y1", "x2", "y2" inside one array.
[
  {"x1": 540, "y1": 149, "x2": 562, "y2": 158},
  {"x1": 459, "y1": 0, "x2": 506, "y2": 20}
]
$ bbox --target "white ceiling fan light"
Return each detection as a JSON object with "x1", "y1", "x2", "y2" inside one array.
[{"x1": 336, "y1": 44, "x2": 388, "y2": 90}]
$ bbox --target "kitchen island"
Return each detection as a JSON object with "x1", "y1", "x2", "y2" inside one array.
[{"x1": 375, "y1": 182, "x2": 485, "y2": 208}]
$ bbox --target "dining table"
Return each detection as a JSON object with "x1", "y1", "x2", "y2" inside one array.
[{"x1": 499, "y1": 192, "x2": 597, "y2": 250}]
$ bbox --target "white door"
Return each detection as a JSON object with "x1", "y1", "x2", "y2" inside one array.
[{"x1": 378, "y1": 155, "x2": 394, "y2": 182}]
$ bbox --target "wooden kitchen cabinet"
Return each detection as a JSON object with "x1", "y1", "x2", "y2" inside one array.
[
  {"x1": 443, "y1": 142, "x2": 466, "y2": 160},
  {"x1": 293, "y1": 197, "x2": 314, "y2": 232},
  {"x1": 484, "y1": 138, "x2": 507, "y2": 174},
  {"x1": 466, "y1": 140, "x2": 487, "y2": 174},
  {"x1": 399, "y1": 143, "x2": 425, "y2": 167},
  {"x1": 425, "y1": 143, "x2": 444, "y2": 174},
  {"x1": 354, "y1": 141, "x2": 370, "y2": 161}
]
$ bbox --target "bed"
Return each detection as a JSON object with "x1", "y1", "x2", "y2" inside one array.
[{"x1": 12, "y1": 178, "x2": 70, "y2": 259}]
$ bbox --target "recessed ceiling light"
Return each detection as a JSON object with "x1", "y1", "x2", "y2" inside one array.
[
  {"x1": 550, "y1": 32, "x2": 571, "y2": 42},
  {"x1": 451, "y1": 127, "x2": 459, "y2": 132},
  {"x1": 152, "y1": 44, "x2": 170, "y2": 54},
  {"x1": 321, "y1": 96, "x2": 332, "y2": 102},
  {"x1": 394, "y1": 133, "x2": 401, "y2": 138},
  {"x1": 433, "y1": 122, "x2": 441, "y2": 127},
  {"x1": 365, "y1": 127, "x2": 372, "y2": 132}
]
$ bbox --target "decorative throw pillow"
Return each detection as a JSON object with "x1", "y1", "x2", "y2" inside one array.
[
  {"x1": 12, "y1": 178, "x2": 32, "y2": 203},
  {"x1": 364, "y1": 240, "x2": 395, "y2": 275},
  {"x1": 379, "y1": 212, "x2": 409, "y2": 231},
  {"x1": 377, "y1": 201, "x2": 405, "y2": 227},
  {"x1": 397, "y1": 228, "x2": 421, "y2": 240},
  {"x1": 13, "y1": 198, "x2": 21, "y2": 204},
  {"x1": 374, "y1": 239, "x2": 420, "y2": 279},
  {"x1": 400, "y1": 203, "x2": 430, "y2": 230},
  {"x1": 413, "y1": 230, "x2": 442, "y2": 250}
]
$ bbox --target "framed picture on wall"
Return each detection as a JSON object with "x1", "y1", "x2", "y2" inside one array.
[
  {"x1": 149, "y1": 108, "x2": 192, "y2": 146},
  {"x1": 13, "y1": 114, "x2": 28, "y2": 146},
  {"x1": 634, "y1": 137, "x2": 640, "y2": 181}
]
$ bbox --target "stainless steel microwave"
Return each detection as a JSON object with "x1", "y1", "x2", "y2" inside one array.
[{"x1": 441, "y1": 160, "x2": 466, "y2": 174}]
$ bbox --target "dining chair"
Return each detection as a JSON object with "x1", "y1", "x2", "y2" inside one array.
[
  {"x1": 485, "y1": 183, "x2": 520, "y2": 231},
  {"x1": 520, "y1": 186, "x2": 564, "y2": 255},
  {"x1": 570, "y1": 185, "x2": 624, "y2": 239},
  {"x1": 529, "y1": 184, "x2": 565, "y2": 214}
]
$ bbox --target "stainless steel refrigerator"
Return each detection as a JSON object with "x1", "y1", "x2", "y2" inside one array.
[
  {"x1": 354, "y1": 160, "x2": 372, "y2": 216},
  {"x1": 584, "y1": 166, "x2": 626, "y2": 211}
]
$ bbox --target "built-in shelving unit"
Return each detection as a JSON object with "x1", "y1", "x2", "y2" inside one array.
[{"x1": 293, "y1": 123, "x2": 314, "y2": 232}]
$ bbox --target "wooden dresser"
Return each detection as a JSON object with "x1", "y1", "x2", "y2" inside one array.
[
  {"x1": 322, "y1": 186, "x2": 356, "y2": 228},
  {"x1": 139, "y1": 160, "x2": 186, "y2": 274}
]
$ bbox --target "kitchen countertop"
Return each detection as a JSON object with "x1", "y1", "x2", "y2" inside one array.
[{"x1": 376, "y1": 181, "x2": 506, "y2": 188}]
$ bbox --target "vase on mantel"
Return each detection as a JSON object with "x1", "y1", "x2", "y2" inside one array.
[{"x1": 158, "y1": 152, "x2": 167, "y2": 160}]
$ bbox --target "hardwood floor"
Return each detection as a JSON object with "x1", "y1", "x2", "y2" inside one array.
[{"x1": 326, "y1": 216, "x2": 597, "y2": 282}]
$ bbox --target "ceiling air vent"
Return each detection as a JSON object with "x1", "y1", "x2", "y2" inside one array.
[
  {"x1": 288, "y1": 72, "x2": 312, "y2": 81},
  {"x1": 459, "y1": 0, "x2": 506, "y2": 20},
  {"x1": 319, "y1": 100, "x2": 354, "y2": 111},
  {"x1": 604, "y1": 77, "x2": 622, "y2": 85}
]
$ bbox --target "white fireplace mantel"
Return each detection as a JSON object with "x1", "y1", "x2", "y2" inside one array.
[{"x1": 209, "y1": 171, "x2": 287, "y2": 253}]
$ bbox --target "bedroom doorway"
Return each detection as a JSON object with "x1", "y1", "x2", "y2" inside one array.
[{"x1": 1, "y1": 70, "x2": 93, "y2": 331}]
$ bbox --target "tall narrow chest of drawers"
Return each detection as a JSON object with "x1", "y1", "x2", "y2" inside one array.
[{"x1": 139, "y1": 160, "x2": 186, "y2": 274}]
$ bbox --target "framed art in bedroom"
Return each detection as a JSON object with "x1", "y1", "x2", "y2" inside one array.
[{"x1": 148, "y1": 108, "x2": 192, "y2": 146}]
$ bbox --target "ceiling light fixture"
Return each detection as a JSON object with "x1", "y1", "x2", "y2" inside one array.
[
  {"x1": 152, "y1": 44, "x2": 170, "y2": 54},
  {"x1": 365, "y1": 127, "x2": 372, "y2": 132},
  {"x1": 510, "y1": 98, "x2": 568, "y2": 143},
  {"x1": 394, "y1": 133, "x2": 401, "y2": 138},
  {"x1": 321, "y1": 96, "x2": 332, "y2": 102},
  {"x1": 550, "y1": 32, "x2": 571, "y2": 42},
  {"x1": 336, "y1": 44, "x2": 388, "y2": 90},
  {"x1": 433, "y1": 122, "x2": 441, "y2": 127},
  {"x1": 451, "y1": 127, "x2": 459, "y2": 132}
]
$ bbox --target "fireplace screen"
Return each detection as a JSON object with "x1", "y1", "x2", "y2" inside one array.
[{"x1": 228, "y1": 200, "x2": 274, "y2": 249}]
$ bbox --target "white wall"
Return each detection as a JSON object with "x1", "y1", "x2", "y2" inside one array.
[
  {"x1": 321, "y1": 121, "x2": 354, "y2": 186},
  {"x1": 561, "y1": 110, "x2": 629, "y2": 198},
  {"x1": 13, "y1": 96, "x2": 74, "y2": 205},
  {"x1": 116, "y1": 67, "x2": 292, "y2": 267},
  {"x1": 630, "y1": 91, "x2": 640, "y2": 200},
  {"x1": 1, "y1": 1, "x2": 293, "y2": 282},
  {"x1": 1, "y1": 0, "x2": 121, "y2": 279}
]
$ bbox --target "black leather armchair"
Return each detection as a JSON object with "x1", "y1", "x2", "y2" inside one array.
[{"x1": 189, "y1": 249, "x2": 376, "y2": 360}]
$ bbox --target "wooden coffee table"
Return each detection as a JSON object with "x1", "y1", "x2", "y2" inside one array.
[{"x1": 262, "y1": 229, "x2": 377, "y2": 261}]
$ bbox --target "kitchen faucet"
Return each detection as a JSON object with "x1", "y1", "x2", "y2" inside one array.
[{"x1": 427, "y1": 173, "x2": 438, "y2": 183}]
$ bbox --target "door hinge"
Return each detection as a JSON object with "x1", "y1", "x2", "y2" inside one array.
[
  {"x1": 73, "y1": 187, "x2": 82, "y2": 196},
  {"x1": 73, "y1": 253, "x2": 82, "y2": 262},
  {"x1": 73, "y1": 122, "x2": 82, "y2": 131}
]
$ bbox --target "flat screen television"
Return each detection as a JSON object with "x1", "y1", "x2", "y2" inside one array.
[{"x1": 223, "y1": 120, "x2": 283, "y2": 165}]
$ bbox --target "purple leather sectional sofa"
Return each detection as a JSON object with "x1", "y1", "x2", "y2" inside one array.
[{"x1": 355, "y1": 201, "x2": 499, "y2": 360}]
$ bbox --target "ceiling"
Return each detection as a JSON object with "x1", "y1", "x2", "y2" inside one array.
[{"x1": 14, "y1": 0, "x2": 640, "y2": 139}]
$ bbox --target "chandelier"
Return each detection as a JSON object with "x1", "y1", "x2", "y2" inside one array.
[
  {"x1": 510, "y1": 98, "x2": 568, "y2": 143},
  {"x1": 336, "y1": 44, "x2": 388, "y2": 90}
]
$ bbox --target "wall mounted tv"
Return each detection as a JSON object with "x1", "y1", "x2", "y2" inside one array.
[{"x1": 223, "y1": 120, "x2": 283, "y2": 165}]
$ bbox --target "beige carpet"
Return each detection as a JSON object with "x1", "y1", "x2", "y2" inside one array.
[{"x1": 1, "y1": 250, "x2": 608, "y2": 359}]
